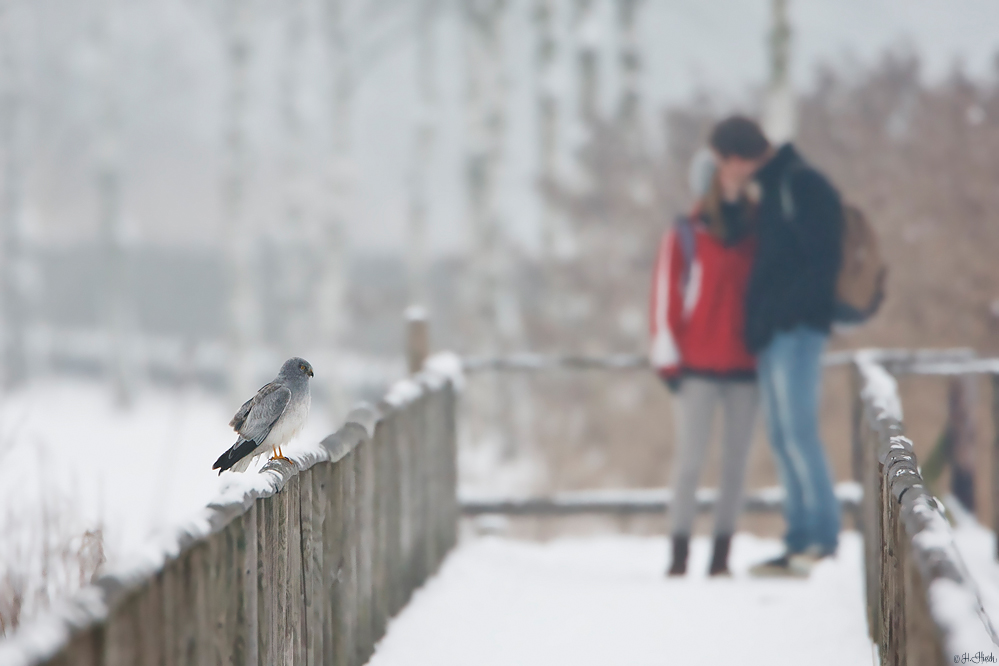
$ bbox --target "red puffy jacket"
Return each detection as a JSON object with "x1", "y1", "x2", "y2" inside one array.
[{"x1": 649, "y1": 215, "x2": 756, "y2": 380}]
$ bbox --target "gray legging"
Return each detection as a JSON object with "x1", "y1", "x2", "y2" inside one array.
[{"x1": 670, "y1": 377, "x2": 759, "y2": 537}]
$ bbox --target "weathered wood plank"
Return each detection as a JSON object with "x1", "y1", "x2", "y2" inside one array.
[
  {"x1": 46, "y1": 627, "x2": 102, "y2": 666},
  {"x1": 383, "y1": 409, "x2": 404, "y2": 618},
  {"x1": 103, "y1": 592, "x2": 141, "y2": 666},
  {"x1": 395, "y1": 406, "x2": 415, "y2": 605},
  {"x1": 275, "y1": 476, "x2": 292, "y2": 665},
  {"x1": 439, "y1": 384, "x2": 459, "y2": 559},
  {"x1": 353, "y1": 437, "x2": 374, "y2": 666},
  {"x1": 206, "y1": 527, "x2": 227, "y2": 666},
  {"x1": 286, "y1": 474, "x2": 306, "y2": 665},
  {"x1": 175, "y1": 548, "x2": 199, "y2": 665},
  {"x1": 239, "y1": 504, "x2": 259, "y2": 666},
  {"x1": 300, "y1": 467, "x2": 322, "y2": 666},
  {"x1": 256, "y1": 490, "x2": 275, "y2": 666},
  {"x1": 136, "y1": 573, "x2": 165, "y2": 666},
  {"x1": 370, "y1": 418, "x2": 389, "y2": 643},
  {"x1": 191, "y1": 543, "x2": 210, "y2": 666},
  {"x1": 327, "y1": 458, "x2": 347, "y2": 666},
  {"x1": 160, "y1": 554, "x2": 180, "y2": 666},
  {"x1": 993, "y1": 375, "x2": 999, "y2": 561},
  {"x1": 340, "y1": 449, "x2": 359, "y2": 666}
]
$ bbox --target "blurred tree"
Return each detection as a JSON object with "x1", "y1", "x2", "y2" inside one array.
[
  {"x1": 317, "y1": 0, "x2": 353, "y2": 419},
  {"x1": 222, "y1": 0, "x2": 262, "y2": 402},
  {"x1": 763, "y1": 0, "x2": 796, "y2": 143},
  {"x1": 0, "y1": 0, "x2": 27, "y2": 391},
  {"x1": 275, "y1": 0, "x2": 315, "y2": 353},
  {"x1": 573, "y1": 0, "x2": 599, "y2": 122},
  {"x1": 463, "y1": 0, "x2": 521, "y2": 354},
  {"x1": 91, "y1": 0, "x2": 133, "y2": 407},
  {"x1": 533, "y1": 0, "x2": 559, "y2": 259},
  {"x1": 406, "y1": 0, "x2": 440, "y2": 308},
  {"x1": 463, "y1": 0, "x2": 532, "y2": 459},
  {"x1": 615, "y1": 0, "x2": 642, "y2": 136}
]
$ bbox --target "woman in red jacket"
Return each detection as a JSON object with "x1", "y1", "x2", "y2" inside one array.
[{"x1": 649, "y1": 147, "x2": 760, "y2": 577}]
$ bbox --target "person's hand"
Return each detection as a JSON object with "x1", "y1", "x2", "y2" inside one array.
[{"x1": 658, "y1": 371, "x2": 682, "y2": 393}]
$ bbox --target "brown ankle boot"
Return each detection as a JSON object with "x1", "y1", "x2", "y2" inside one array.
[
  {"x1": 667, "y1": 535, "x2": 689, "y2": 576},
  {"x1": 708, "y1": 534, "x2": 732, "y2": 576}
]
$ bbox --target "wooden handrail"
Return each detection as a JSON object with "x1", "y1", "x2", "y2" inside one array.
[
  {"x1": 459, "y1": 482, "x2": 861, "y2": 517},
  {"x1": 854, "y1": 357, "x2": 998, "y2": 663},
  {"x1": 0, "y1": 365, "x2": 460, "y2": 666},
  {"x1": 461, "y1": 347, "x2": 975, "y2": 373}
]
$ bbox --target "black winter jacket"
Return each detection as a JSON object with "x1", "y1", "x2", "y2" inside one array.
[{"x1": 744, "y1": 144, "x2": 843, "y2": 353}]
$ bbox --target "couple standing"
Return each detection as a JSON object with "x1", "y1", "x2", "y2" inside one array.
[{"x1": 650, "y1": 116, "x2": 843, "y2": 577}]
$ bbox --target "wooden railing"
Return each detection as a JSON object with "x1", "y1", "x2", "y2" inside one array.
[
  {"x1": 458, "y1": 347, "x2": 977, "y2": 523},
  {"x1": 460, "y1": 347, "x2": 974, "y2": 373},
  {"x1": 0, "y1": 362, "x2": 459, "y2": 666},
  {"x1": 854, "y1": 354, "x2": 998, "y2": 664},
  {"x1": 460, "y1": 482, "x2": 861, "y2": 518}
]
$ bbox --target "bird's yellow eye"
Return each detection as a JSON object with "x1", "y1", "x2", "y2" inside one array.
[{"x1": 300, "y1": 364, "x2": 306, "y2": 371}]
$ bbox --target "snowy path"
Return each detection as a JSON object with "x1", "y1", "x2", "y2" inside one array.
[{"x1": 367, "y1": 532, "x2": 874, "y2": 666}]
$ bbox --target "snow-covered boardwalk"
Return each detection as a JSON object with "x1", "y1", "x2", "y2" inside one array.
[{"x1": 367, "y1": 532, "x2": 874, "y2": 666}]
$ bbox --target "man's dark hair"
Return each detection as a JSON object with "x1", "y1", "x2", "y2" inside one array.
[{"x1": 709, "y1": 116, "x2": 770, "y2": 159}]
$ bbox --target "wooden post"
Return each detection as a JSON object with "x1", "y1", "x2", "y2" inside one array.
[
  {"x1": 992, "y1": 374, "x2": 999, "y2": 560},
  {"x1": 850, "y1": 364, "x2": 864, "y2": 485},
  {"x1": 880, "y1": 485, "x2": 907, "y2": 665},
  {"x1": 862, "y1": 416, "x2": 882, "y2": 645},
  {"x1": 405, "y1": 306, "x2": 429, "y2": 375},
  {"x1": 947, "y1": 375, "x2": 977, "y2": 513}
]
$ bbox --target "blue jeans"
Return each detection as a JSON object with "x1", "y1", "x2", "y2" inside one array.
[{"x1": 758, "y1": 326, "x2": 840, "y2": 553}]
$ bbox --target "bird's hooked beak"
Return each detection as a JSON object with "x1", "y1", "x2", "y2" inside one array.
[{"x1": 308, "y1": 368, "x2": 314, "y2": 378}]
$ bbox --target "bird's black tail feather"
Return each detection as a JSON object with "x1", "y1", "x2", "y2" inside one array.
[{"x1": 212, "y1": 438, "x2": 259, "y2": 475}]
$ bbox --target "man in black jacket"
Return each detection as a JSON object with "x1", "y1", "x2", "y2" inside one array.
[{"x1": 708, "y1": 117, "x2": 844, "y2": 577}]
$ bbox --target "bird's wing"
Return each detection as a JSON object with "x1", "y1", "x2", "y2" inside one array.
[
  {"x1": 229, "y1": 394, "x2": 256, "y2": 431},
  {"x1": 214, "y1": 383, "x2": 293, "y2": 474},
  {"x1": 238, "y1": 383, "x2": 293, "y2": 445}
]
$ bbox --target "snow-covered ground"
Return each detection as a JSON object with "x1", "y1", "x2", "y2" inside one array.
[
  {"x1": 0, "y1": 378, "x2": 335, "y2": 625},
  {"x1": 367, "y1": 532, "x2": 874, "y2": 666},
  {"x1": 945, "y1": 496, "x2": 999, "y2": 629}
]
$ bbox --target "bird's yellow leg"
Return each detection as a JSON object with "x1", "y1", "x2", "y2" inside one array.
[{"x1": 270, "y1": 445, "x2": 291, "y2": 463}]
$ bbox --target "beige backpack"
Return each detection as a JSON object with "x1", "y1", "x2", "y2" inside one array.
[
  {"x1": 834, "y1": 204, "x2": 886, "y2": 323},
  {"x1": 780, "y1": 163, "x2": 887, "y2": 324}
]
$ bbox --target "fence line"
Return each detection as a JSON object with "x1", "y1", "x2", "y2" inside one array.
[
  {"x1": 0, "y1": 364, "x2": 459, "y2": 666},
  {"x1": 854, "y1": 356, "x2": 998, "y2": 664},
  {"x1": 460, "y1": 346, "x2": 979, "y2": 524},
  {"x1": 461, "y1": 347, "x2": 974, "y2": 373},
  {"x1": 460, "y1": 482, "x2": 861, "y2": 518}
]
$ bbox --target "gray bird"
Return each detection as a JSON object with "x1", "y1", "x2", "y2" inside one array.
[{"x1": 212, "y1": 357, "x2": 314, "y2": 474}]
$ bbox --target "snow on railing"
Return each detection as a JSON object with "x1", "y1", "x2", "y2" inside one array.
[
  {"x1": 854, "y1": 356, "x2": 999, "y2": 663},
  {"x1": 0, "y1": 357, "x2": 461, "y2": 666}
]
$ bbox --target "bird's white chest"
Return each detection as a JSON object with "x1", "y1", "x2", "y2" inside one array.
[{"x1": 262, "y1": 393, "x2": 310, "y2": 449}]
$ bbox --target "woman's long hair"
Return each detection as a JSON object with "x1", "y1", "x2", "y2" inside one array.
[{"x1": 695, "y1": 173, "x2": 757, "y2": 244}]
